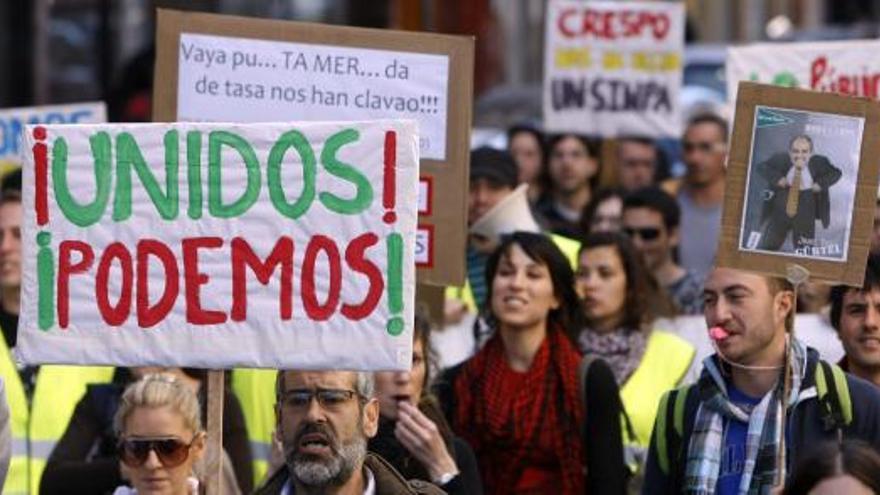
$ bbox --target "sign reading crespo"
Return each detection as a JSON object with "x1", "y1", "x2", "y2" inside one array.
[{"x1": 17, "y1": 120, "x2": 419, "y2": 371}]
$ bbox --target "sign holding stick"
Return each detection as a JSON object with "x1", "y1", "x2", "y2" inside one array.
[
  {"x1": 716, "y1": 82, "x2": 880, "y2": 286},
  {"x1": 153, "y1": 9, "x2": 473, "y2": 286},
  {"x1": 543, "y1": 0, "x2": 685, "y2": 138},
  {"x1": 18, "y1": 120, "x2": 419, "y2": 370}
]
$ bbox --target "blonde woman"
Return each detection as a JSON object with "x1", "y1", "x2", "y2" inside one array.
[{"x1": 113, "y1": 374, "x2": 206, "y2": 495}]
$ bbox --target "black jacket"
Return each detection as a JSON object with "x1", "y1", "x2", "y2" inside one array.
[
  {"x1": 758, "y1": 152, "x2": 842, "y2": 228},
  {"x1": 642, "y1": 348, "x2": 880, "y2": 494}
]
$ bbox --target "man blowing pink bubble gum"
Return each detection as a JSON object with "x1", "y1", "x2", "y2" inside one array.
[{"x1": 642, "y1": 267, "x2": 880, "y2": 495}]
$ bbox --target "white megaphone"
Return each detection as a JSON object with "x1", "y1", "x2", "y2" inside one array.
[{"x1": 469, "y1": 183, "x2": 540, "y2": 246}]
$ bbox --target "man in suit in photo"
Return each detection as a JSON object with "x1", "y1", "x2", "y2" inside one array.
[{"x1": 757, "y1": 134, "x2": 842, "y2": 252}]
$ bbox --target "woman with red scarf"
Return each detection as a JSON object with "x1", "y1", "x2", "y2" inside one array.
[{"x1": 436, "y1": 232, "x2": 627, "y2": 494}]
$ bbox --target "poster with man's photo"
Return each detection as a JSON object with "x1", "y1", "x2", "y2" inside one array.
[
  {"x1": 717, "y1": 82, "x2": 880, "y2": 286},
  {"x1": 739, "y1": 107, "x2": 861, "y2": 261}
]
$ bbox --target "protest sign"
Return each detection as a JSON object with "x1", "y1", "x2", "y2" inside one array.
[
  {"x1": 727, "y1": 40, "x2": 880, "y2": 103},
  {"x1": 17, "y1": 120, "x2": 419, "y2": 370},
  {"x1": 153, "y1": 9, "x2": 474, "y2": 286},
  {"x1": 0, "y1": 102, "x2": 105, "y2": 171},
  {"x1": 717, "y1": 82, "x2": 880, "y2": 286},
  {"x1": 543, "y1": 0, "x2": 684, "y2": 138}
]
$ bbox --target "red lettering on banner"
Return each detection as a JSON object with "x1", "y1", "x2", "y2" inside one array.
[
  {"x1": 301, "y1": 235, "x2": 341, "y2": 321},
  {"x1": 341, "y1": 233, "x2": 383, "y2": 320},
  {"x1": 810, "y1": 55, "x2": 880, "y2": 99},
  {"x1": 58, "y1": 240, "x2": 95, "y2": 329},
  {"x1": 557, "y1": 8, "x2": 670, "y2": 40},
  {"x1": 137, "y1": 239, "x2": 179, "y2": 328},
  {"x1": 95, "y1": 242, "x2": 133, "y2": 326},
  {"x1": 231, "y1": 236, "x2": 294, "y2": 321},
  {"x1": 182, "y1": 237, "x2": 227, "y2": 325}
]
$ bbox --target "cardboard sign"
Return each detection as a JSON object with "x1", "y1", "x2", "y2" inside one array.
[
  {"x1": 17, "y1": 120, "x2": 419, "y2": 370},
  {"x1": 727, "y1": 40, "x2": 880, "y2": 103},
  {"x1": 153, "y1": 9, "x2": 473, "y2": 286},
  {"x1": 716, "y1": 82, "x2": 880, "y2": 286},
  {"x1": 543, "y1": 1, "x2": 684, "y2": 138},
  {"x1": 0, "y1": 102, "x2": 106, "y2": 169}
]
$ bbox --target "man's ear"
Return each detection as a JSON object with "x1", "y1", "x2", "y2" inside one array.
[
  {"x1": 363, "y1": 398, "x2": 380, "y2": 439},
  {"x1": 669, "y1": 226, "x2": 680, "y2": 248},
  {"x1": 775, "y1": 290, "x2": 795, "y2": 327}
]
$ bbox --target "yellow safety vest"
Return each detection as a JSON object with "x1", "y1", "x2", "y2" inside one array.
[
  {"x1": 0, "y1": 338, "x2": 113, "y2": 495},
  {"x1": 620, "y1": 330, "x2": 695, "y2": 448},
  {"x1": 446, "y1": 233, "x2": 581, "y2": 313},
  {"x1": 231, "y1": 368, "x2": 278, "y2": 486}
]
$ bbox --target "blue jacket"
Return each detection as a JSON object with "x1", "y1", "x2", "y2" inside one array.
[{"x1": 642, "y1": 347, "x2": 880, "y2": 494}]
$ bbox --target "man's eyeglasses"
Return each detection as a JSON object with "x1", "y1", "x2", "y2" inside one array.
[
  {"x1": 118, "y1": 436, "x2": 197, "y2": 468},
  {"x1": 280, "y1": 388, "x2": 362, "y2": 411},
  {"x1": 623, "y1": 227, "x2": 662, "y2": 241},
  {"x1": 682, "y1": 141, "x2": 724, "y2": 154}
]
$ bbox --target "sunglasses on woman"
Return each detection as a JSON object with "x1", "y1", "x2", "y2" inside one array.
[{"x1": 118, "y1": 436, "x2": 197, "y2": 468}]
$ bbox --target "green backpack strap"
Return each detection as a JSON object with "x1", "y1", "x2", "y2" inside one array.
[
  {"x1": 654, "y1": 383, "x2": 694, "y2": 476},
  {"x1": 815, "y1": 360, "x2": 853, "y2": 431}
]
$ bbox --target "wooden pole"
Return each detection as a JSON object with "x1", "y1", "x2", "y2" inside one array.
[
  {"x1": 599, "y1": 138, "x2": 620, "y2": 189},
  {"x1": 204, "y1": 370, "x2": 225, "y2": 495}
]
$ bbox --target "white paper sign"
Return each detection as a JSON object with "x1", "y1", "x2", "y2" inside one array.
[
  {"x1": 727, "y1": 40, "x2": 880, "y2": 105},
  {"x1": 0, "y1": 102, "x2": 106, "y2": 163},
  {"x1": 543, "y1": 1, "x2": 684, "y2": 138},
  {"x1": 177, "y1": 33, "x2": 449, "y2": 160},
  {"x1": 18, "y1": 120, "x2": 419, "y2": 370}
]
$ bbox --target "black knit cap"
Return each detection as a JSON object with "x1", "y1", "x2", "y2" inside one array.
[{"x1": 469, "y1": 147, "x2": 518, "y2": 189}]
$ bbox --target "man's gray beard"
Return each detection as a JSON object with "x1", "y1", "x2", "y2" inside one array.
[{"x1": 289, "y1": 435, "x2": 367, "y2": 488}]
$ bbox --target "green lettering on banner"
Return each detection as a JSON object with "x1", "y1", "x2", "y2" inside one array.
[
  {"x1": 267, "y1": 130, "x2": 316, "y2": 219},
  {"x1": 53, "y1": 133, "x2": 112, "y2": 227},
  {"x1": 36, "y1": 232, "x2": 54, "y2": 330},
  {"x1": 187, "y1": 131, "x2": 203, "y2": 220},
  {"x1": 113, "y1": 131, "x2": 180, "y2": 221},
  {"x1": 386, "y1": 233, "x2": 404, "y2": 336},
  {"x1": 319, "y1": 129, "x2": 373, "y2": 214},
  {"x1": 208, "y1": 131, "x2": 261, "y2": 218}
]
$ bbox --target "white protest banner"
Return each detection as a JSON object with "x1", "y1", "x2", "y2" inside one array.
[
  {"x1": 17, "y1": 120, "x2": 419, "y2": 370},
  {"x1": 543, "y1": 1, "x2": 684, "y2": 138},
  {"x1": 177, "y1": 34, "x2": 448, "y2": 161},
  {"x1": 0, "y1": 102, "x2": 106, "y2": 165},
  {"x1": 727, "y1": 40, "x2": 880, "y2": 104}
]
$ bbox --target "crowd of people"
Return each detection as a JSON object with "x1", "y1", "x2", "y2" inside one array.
[{"x1": 2, "y1": 108, "x2": 880, "y2": 495}]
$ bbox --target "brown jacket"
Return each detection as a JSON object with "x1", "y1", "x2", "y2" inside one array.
[{"x1": 253, "y1": 453, "x2": 445, "y2": 495}]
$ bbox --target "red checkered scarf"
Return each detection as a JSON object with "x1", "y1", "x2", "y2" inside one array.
[{"x1": 453, "y1": 329, "x2": 585, "y2": 494}]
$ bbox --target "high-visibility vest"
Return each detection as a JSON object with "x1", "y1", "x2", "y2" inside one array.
[
  {"x1": 446, "y1": 233, "x2": 581, "y2": 313},
  {"x1": 231, "y1": 368, "x2": 277, "y2": 486},
  {"x1": 0, "y1": 338, "x2": 113, "y2": 495},
  {"x1": 620, "y1": 330, "x2": 695, "y2": 448}
]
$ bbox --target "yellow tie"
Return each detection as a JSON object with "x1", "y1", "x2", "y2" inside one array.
[{"x1": 785, "y1": 166, "x2": 802, "y2": 217}]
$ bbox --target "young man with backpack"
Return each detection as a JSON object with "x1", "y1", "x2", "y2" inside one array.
[{"x1": 643, "y1": 267, "x2": 880, "y2": 494}]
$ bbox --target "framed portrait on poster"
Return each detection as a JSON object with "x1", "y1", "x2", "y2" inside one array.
[{"x1": 717, "y1": 82, "x2": 880, "y2": 286}]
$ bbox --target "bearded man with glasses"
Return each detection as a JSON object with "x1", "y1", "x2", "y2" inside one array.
[{"x1": 256, "y1": 370, "x2": 444, "y2": 495}]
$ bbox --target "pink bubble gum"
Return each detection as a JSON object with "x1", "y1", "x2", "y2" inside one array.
[{"x1": 709, "y1": 326, "x2": 730, "y2": 341}]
